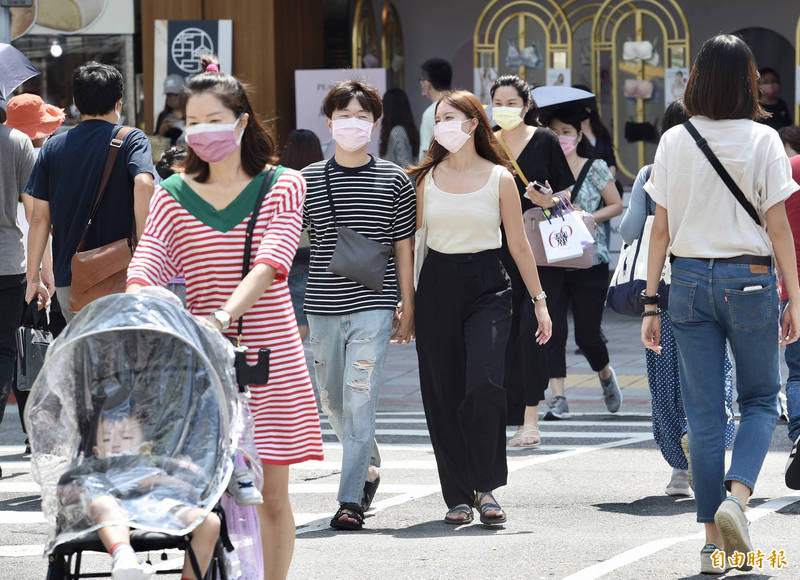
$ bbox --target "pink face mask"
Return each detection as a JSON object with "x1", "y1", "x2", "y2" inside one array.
[
  {"x1": 434, "y1": 119, "x2": 472, "y2": 153},
  {"x1": 558, "y1": 134, "x2": 578, "y2": 157},
  {"x1": 760, "y1": 83, "x2": 780, "y2": 97},
  {"x1": 185, "y1": 117, "x2": 243, "y2": 163},
  {"x1": 331, "y1": 117, "x2": 373, "y2": 152}
]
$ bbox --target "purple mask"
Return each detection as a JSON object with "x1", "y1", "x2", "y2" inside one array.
[{"x1": 185, "y1": 116, "x2": 244, "y2": 163}]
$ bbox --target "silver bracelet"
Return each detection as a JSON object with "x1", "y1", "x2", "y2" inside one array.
[{"x1": 531, "y1": 292, "x2": 547, "y2": 303}]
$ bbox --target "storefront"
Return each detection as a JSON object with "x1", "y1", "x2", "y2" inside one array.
[
  {"x1": 9, "y1": 0, "x2": 137, "y2": 128},
  {"x1": 367, "y1": 0, "x2": 800, "y2": 182}
]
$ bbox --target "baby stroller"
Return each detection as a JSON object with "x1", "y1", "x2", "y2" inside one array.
[{"x1": 26, "y1": 293, "x2": 252, "y2": 579}]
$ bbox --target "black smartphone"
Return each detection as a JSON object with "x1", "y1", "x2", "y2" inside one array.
[{"x1": 532, "y1": 180, "x2": 551, "y2": 194}]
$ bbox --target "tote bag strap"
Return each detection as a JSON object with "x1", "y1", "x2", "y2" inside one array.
[
  {"x1": 683, "y1": 120, "x2": 761, "y2": 226},
  {"x1": 496, "y1": 131, "x2": 529, "y2": 186}
]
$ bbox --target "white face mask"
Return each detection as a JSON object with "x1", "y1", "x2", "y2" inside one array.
[
  {"x1": 434, "y1": 119, "x2": 473, "y2": 153},
  {"x1": 331, "y1": 117, "x2": 374, "y2": 152}
]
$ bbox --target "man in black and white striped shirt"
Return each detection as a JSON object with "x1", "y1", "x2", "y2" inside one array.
[{"x1": 301, "y1": 80, "x2": 415, "y2": 531}]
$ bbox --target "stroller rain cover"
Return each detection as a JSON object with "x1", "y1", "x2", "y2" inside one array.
[{"x1": 25, "y1": 294, "x2": 244, "y2": 554}]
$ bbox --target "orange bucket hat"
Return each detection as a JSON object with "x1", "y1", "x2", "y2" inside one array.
[{"x1": 4, "y1": 93, "x2": 65, "y2": 140}]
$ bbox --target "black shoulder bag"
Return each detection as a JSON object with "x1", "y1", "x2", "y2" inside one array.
[
  {"x1": 324, "y1": 160, "x2": 393, "y2": 293},
  {"x1": 233, "y1": 166, "x2": 279, "y2": 390},
  {"x1": 683, "y1": 121, "x2": 761, "y2": 226}
]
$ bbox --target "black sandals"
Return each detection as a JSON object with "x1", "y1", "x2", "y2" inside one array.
[
  {"x1": 330, "y1": 502, "x2": 365, "y2": 531},
  {"x1": 474, "y1": 491, "x2": 507, "y2": 525},
  {"x1": 444, "y1": 504, "x2": 474, "y2": 525}
]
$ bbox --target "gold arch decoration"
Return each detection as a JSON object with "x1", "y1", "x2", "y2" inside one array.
[
  {"x1": 352, "y1": 0, "x2": 379, "y2": 69},
  {"x1": 591, "y1": 0, "x2": 690, "y2": 179},
  {"x1": 382, "y1": 1, "x2": 405, "y2": 89},
  {"x1": 474, "y1": 0, "x2": 573, "y2": 83}
]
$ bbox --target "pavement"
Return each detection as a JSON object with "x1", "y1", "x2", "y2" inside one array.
[{"x1": 1, "y1": 309, "x2": 799, "y2": 579}]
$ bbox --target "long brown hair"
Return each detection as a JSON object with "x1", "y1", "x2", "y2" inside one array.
[
  {"x1": 181, "y1": 72, "x2": 276, "y2": 182},
  {"x1": 408, "y1": 91, "x2": 511, "y2": 183}
]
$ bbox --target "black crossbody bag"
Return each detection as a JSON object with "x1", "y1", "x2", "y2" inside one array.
[
  {"x1": 683, "y1": 121, "x2": 761, "y2": 226},
  {"x1": 324, "y1": 160, "x2": 393, "y2": 292},
  {"x1": 232, "y1": 166, "x2": 280, "y2": 389}
]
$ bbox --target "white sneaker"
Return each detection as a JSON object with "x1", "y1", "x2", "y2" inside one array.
[
  {"x1": 665, "y1": 468, "x2": 692, "y2": 497},
  {"x1": 111, "y1": 548, "x2": 154, "y2": 580},
  {"x1": 227, "y1": 466, "x2": 263, "y2": 505},
  {"x1": 714, "y1": 496, "x2": 753, "y2": 571},
  {"x1": 700, "y1": 543, "x2": 729, "y2": 575}
]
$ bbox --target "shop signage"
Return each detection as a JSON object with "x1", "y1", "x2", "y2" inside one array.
[
  {"x1": 153, "y1": 19, "x2": 233, "y2": 124},
  {"x1": 295, "y1": 68, "x2": 387, "y2": 158}
]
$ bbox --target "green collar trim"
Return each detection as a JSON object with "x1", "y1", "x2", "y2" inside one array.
[{"x1": 160, "y1": 167, "x2": 285, "y2": 232}]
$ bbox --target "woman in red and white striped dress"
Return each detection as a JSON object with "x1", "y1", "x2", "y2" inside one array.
[{"x1": 127, "y1": 69, "x2": 322, "y2": 580}]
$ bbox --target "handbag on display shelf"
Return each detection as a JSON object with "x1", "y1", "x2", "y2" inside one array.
[
  {"x1": 68, "y1": 127, "x2": 135, "y2": 313},
  {"x1": 624, "y1": 121, "x2": 658, "y2": 143},
  {"x1": 623, "y1": 79, "x2": 654, "y2": 100},
  {"x1": 324, "y1": 160, "x2": 393, "y2": 293}
]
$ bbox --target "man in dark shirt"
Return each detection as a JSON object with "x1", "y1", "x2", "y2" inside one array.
[{"x1": 25, "y1": 62, "x2": 154, "y2": 321}]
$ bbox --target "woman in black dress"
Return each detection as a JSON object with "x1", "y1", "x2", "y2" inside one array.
[{"x1": 491, "y1": 75, "x2": 574, "y2": 446}]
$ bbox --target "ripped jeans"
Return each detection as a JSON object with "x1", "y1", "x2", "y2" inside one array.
[{"x1": 307, "y1": 309, "x2": 394, "y2": 505}]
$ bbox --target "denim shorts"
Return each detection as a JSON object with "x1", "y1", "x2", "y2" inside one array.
[{"x1": 288, "y1": 247, "x2": 310, "y2": 327}]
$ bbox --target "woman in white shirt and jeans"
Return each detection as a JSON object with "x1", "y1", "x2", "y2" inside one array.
[
  {"x1": 642, "y1": 34, "x2": 800, "y2": 574},
  {"x1": 409, "y1": 90, "x2": 551, "y2": 526}
]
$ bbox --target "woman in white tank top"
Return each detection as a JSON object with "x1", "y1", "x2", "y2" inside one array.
[{"x1": 408, "y1": 90, "x2": 551, "y2": 526}]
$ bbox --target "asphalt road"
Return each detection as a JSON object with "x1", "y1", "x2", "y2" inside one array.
[
  {"x1": 2, "y1": 405, "x2": 798, "y2": 580},
  {"x1": 2, "y1": 310, "x2": 799, "y2": 579}
]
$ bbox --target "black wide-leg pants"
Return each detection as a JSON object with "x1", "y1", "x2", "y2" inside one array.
[{"x1": 415, "y1": 249, "x2": 512, "y2": 508}]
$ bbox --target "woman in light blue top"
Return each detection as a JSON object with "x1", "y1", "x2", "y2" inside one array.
[{"x1": 621, "y1": 100, "x2": 735, "y2": 499}]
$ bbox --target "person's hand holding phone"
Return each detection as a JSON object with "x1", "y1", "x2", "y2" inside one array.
[{"x1": 524, "y1": 179, "x2": 557, "y2": 208}]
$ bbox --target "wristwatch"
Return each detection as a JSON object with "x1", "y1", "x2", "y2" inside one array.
[
  {"x1": 532, "y1": 292, "x2": 547, "y2": 303},
  {"x1": 212, "y1": 309, "x2": 232, "y2": 330}
]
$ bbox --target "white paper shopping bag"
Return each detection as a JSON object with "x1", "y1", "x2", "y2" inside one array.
[{"x1": 539, "y1": 213, "x2": 587, "y2": 263}]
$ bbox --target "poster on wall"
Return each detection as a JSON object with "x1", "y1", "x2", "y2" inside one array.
[
  {"x1": 152, "y1": 20, "x2": 233, "y2": 130},
  {"x1": 474, "y1": 67, "x2": 498, "y2": 105},
  {"x1": 665, "y1": 67, "x2": 689, "y2": 107},
  {"x1": 10, "y1": 0, "x2": 134, "y2": 39},
  {"x1": 294, "y1": 68, "x2": 388, "y2": 158},
  {"x1": 546, "y1": 68, "x2": 571, "y2": 87}
]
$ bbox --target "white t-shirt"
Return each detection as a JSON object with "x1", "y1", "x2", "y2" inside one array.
[
  {"x1": 644, "y1": 116, "x2": 799, "y2": 258},
  {"x1": 418, "y1": 101, "x2": 436, "y2": 162}
]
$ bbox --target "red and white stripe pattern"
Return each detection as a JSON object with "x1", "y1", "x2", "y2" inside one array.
[{"x1": 128, "y1": 169, "x2": 323, "y2": 465}]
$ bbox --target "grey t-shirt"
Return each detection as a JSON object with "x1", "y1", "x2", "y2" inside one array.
[{"x1": 0, "y1": 126, "x2": 36, "y2": 275}]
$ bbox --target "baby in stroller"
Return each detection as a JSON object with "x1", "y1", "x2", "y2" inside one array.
[{"x1": 57, "y1": 398, "x2": 220, "y2": 580}]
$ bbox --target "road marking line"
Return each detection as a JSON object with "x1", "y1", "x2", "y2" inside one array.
[
  {"x1": 562, "y1": 490, "x2": 800, "y2": 580},
  {"x1": 321, "y1": 429, "x2": 649, "y2": 438},
  {"x1": 0, "y1": 511, "x2": 46, "y2": 524},
  {"x1": 0, "y1": 544, "x2": 46, "y2": 558},
  {"x1": 321, "y1": 419, "x2": 656, "y2": 428},
  {"x1": 295, "y1": 435, "x2": 650, "y2": 535},
  {"x1": 289, "y1": 483, "x2": 439, "y2": 494}
]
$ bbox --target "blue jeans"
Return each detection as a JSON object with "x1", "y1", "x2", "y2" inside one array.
[
  {"x1": 307, "y1": 309, "x2": 393, "y2": 505},
  {"x1": 670, "y1": 258, "x2": 780, "y2": 523},
  {"x1": 645, "y1": 310, "x2": 736, "y2": 470},
  {"x1": 781, "y1": 300, "x2": 800, "y2": 442}
]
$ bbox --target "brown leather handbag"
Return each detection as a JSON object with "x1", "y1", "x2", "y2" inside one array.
[{"x1": 68, "y1": 127, "x2": 136, "y2": 313}]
